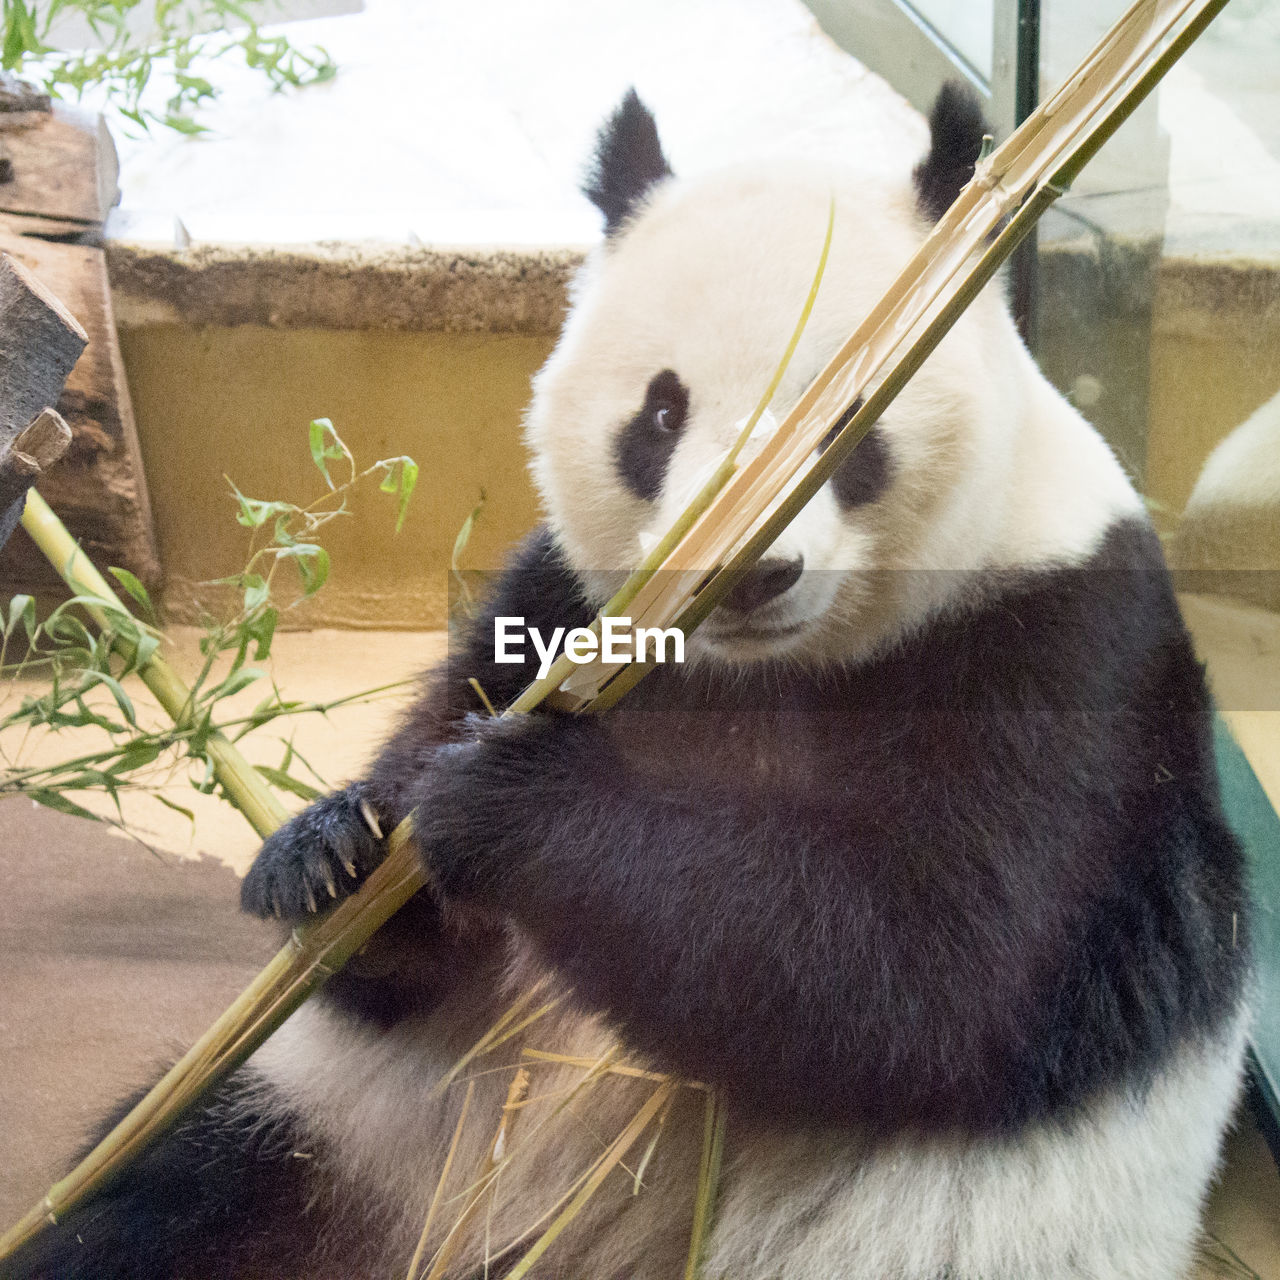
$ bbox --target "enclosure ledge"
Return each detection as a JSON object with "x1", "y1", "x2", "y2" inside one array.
[{"x1": 105, "y1": 238, "x2": 586, "y2": 334}]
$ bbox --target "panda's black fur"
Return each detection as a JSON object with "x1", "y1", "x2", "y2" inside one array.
[
  {"x1": 583, "y1": 87, "x2": 676, "y2": 237},
  {"x1": 8, "y1": 88, "x2": 1251, "y2": 1280}
]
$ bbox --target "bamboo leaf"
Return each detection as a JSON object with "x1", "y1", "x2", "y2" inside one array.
[
  {"x1": 28, "y1": 789, "x2": 101, "y2": 823},
  {"x1": 395, "y1": 459, "x2": 418, "y2": 533},
  {"x1": 4, "y1": 595, "x2": 35, "y2": 643},
  {"x1": 80, "y1": 671, "x2": 138, "y2": 728},
  {"x1": 161, "y1": 114, "x2": 210, "y2": 136},
  {"x1": 450, "y1": 492, "x2": 485, "y2": 618},
  {"x1": 684, "y1": 1091, "x2": 727, "y2": 1280},
  {"x1": 107, "y1": 741, "x2": 164, "y2": 775},
  {"x1": 188, "y1": 708, "x2": 216, "y2": 757},
  {"x1": 2, "y1": 0, "x2": 39, "y2": 70},
  {"x1": 254, "y1": 765, "x2": 322, "y2": 802},
  {"x1": 308, "y1": 418, "x2": 333, "y2": 487},
  {"x1": 246, "y1": 606, "x2": 278, "y2": 660},
  {"x1": 272, "y1": 513, "x2": 297, "y2": 547},
  {"x1": 379, "y1": 457, "x2": 420, "y2": 533},
  {"x1": 241, "y1": 574, "x2": 269, "y2": 613},
  {"x1": 123, "y1": 631, "x2": 161, "y2": 674},
  {"x1": 190, "y1": 753, "x2": 218, "y2": 795},
  {"x1": 108, "y1": 568, "x2": 156, "y2": 622},
  {"x1": 155, "y1": 795, "x2": 197, "y2": 829},
  {"x1": 228, "y1": 482, "x2": 292, "y2": 530},
  {"x1": 44, "y1": 608, "x2": 95, "y2": 651},
  {"x1": 27, "y1": 703, "x2": 126, "y2": 733},
  {"x1": 308, "y1": 418, "x2": 352, "y2": 489},
  {"x1": 205, "y1": 667, "x2": 266, "y2": 702},
  {"x1": 278, "y1": 544, "x2": 330, "y2": 596}
]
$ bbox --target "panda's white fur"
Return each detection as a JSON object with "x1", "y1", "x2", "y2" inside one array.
[
  {"x1": 15, "y1": 88, "x2": 1251, "y2": 1280},
  {"x1": 243, "y1": 982, "x2": 1248, "y2": 1279},
  {"x1": 707, "y1": 1013, "x2": 1249, "y2": 1280}
]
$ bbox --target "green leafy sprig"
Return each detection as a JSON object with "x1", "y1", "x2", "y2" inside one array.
[
  {"x1": 2, "y1": 0, "x2": 335, "y2": 135},
  {"x1": 0, "y1": 420, "x2": 417, "y2": 829}
]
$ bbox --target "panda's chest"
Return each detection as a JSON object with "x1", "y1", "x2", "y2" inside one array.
[{"x1": 604, "y1": 694, "x2": 846, "y2": 802}]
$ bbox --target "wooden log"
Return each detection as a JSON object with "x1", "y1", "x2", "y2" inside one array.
[
  {"x1": 0, "y1": 103, "x2": 118, "y2": 226},
  {"x1": 0, "y1": 228, "x2": 160, "y2": 584},
  {"x1": 0, "y1": 253, "x2": 88, "y2": 440},
  {"x1": 0, "y1": 409, "x2": 72, "y2": 548},
  {"x1": 0, "y1": 254, "x2": 86, "y2": 549},
  {"x1": 0, "y1": 89, "x2": 152, "y2": 581},
  {"x1": 13, "y1": 407, "x2": 75, "y2": 468}
]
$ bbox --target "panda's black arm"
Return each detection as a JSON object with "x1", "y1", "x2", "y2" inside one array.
[
  {"x1": 413, "y1": 710, "x2": 925, "y2": 1129},
  {"x1": 241, "y1": 525, "x2": 593, "y2": 922}
]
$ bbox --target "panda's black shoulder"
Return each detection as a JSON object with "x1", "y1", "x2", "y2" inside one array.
[
  {"x1": 447, "y1": 525, "x2": 595, "y2": 710},
  {"x1": 473, "y1": 524, "x2": 591, "y2": 635}
]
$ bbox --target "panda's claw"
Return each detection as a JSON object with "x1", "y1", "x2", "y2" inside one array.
[
  {"x1": 241, "y1": 783, "x2": 386, "y2": 923},
  {"x1": 359, "y1": 797, "x2": 384, "y2": 839}
]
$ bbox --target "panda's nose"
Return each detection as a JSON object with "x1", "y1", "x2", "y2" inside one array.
[{"x1": 720, "y1": 556, "x2": 804, "y2": 613}]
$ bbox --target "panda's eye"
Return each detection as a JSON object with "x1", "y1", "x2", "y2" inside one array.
[
  {"x1": 615, "y1": 368, "x2": 691, "y2": 501},
  {"x1": 646, "y1": 370, "x2": 688, "y2": 436},
  {"x1": 816, "y1": 398, "x2": 894, "y2": 510}
]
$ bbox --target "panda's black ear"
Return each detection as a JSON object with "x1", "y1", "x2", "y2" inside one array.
[
  {"x1": 912, "y1": 82, "x2": 991, "y2": 222},
  {"x1": 582, "y1": 89, "x2": 674, "y2": 237}
]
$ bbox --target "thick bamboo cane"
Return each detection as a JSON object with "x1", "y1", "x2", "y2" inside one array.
[{"x1": 0, "y1": 0, "x2": 1229, "y2": 1261}]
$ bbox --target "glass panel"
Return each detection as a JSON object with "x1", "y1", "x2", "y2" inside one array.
[
  {"x1": 1035, "y1": 0, "x2": 1280, "y2": 632},
  {"x1": 904, "y1": 0, "x2": 995, "y2": 79},
  {"x1": 1034, "y1": 0, "x2": 1280, "y2": 1141}
]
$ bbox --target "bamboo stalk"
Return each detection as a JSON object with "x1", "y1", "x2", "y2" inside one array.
[{"x1": 0, "y1": 0, "x2": 1230, "y2": 1263}]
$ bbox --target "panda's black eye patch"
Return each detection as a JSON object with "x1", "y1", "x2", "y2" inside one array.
[
  {"x1": 817, "y1": 399, "x2": 893, "y2": 510},
  {"x1": 614, "y1": 369, "x2": 690, "y2": 501}
]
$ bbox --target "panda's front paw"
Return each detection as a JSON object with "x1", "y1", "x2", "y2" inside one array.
[
  {"x1": 241, "y1": 783, "x2": 386, "y2": 921},
  {"x1": 417, "y1": 711, "x2": 587, "y2": 901}
]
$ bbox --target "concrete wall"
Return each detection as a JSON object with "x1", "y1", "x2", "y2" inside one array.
[{"x1": 118, "y1": 325, "x2": 553, "y2": 629}]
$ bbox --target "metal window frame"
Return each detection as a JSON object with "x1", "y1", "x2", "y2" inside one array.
[
  {"x1": 804, "y1": 0, "x2": 1041, "y2": 339},
  {"x1": 802, "y1": 0, "x2": 1037, "y2": 139}
]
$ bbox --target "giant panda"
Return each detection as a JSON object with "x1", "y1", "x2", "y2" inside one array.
[{"x1": 11, "y1": 86, "x2": 1252, "y2": 1280}]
